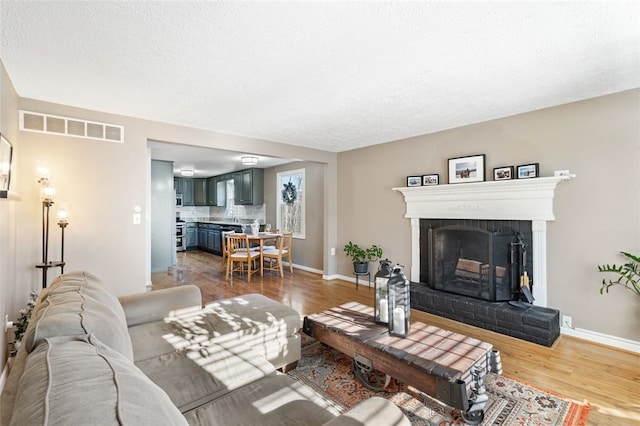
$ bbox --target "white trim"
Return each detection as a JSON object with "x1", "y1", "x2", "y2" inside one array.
[
  {"x1": 283, "y1": 262, "x2": 322, "y2": 275},
  {"x1": 561, "y1": 326, "x2": 640, "y2": 354},
  {"x1": 0, "y1": 357, "x2": 13, "y2": 396}
]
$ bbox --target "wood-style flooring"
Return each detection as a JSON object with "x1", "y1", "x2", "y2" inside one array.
[{"x1": 151, "y1": 250, "x2": 640, "y2": 426}]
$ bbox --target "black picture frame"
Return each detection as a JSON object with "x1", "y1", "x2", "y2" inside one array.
[
  {"x1": 407, "y1": 176, "x2": 421, "y2": 187},
  {"x1": 422, "y1": 174, "x2": 439, "y2": 186},
  {"x1": 493, "y1": 166, "x2": 514, "y2": 181},
  {"x1": 448, "y1": 154, "x2": 485, "y2": 184},
  {"x1": 0, "y1": 133, "x2": 13, "y2": 197},
  {"x1": 517, "y1": 163, "x2": 539, "y2": 179}
]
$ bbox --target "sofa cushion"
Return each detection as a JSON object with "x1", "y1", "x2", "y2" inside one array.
[
  {"x1": 9, "y1": 334, "x2": 187, "y2": 426},
  {"x1": 23, "y1": 271, "x2": 134, "y2": 361},
  {"x1": 182, "y1": 374, "x2": 339, "y2": 426},
  {"x1": 204, "y1": 294, "x2": 300, "y2": 337},
  {"x1": 127, "y1": 293, "x2": 301, "y2": 368},
  {"x1": 136, "y1": 339, "x2": 277, "y2": 412}
]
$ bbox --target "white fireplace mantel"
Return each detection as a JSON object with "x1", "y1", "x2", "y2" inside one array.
[{"x1": 393, "y1": 175, "x2": 574, "y2": 307}]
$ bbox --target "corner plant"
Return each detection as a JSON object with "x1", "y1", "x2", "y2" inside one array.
[
  {"x1": 597, "y1": 251, "x2": 640, "y2": 297},
  {"x1": 343, "y1": 242, "x2": 383, "y2": 264}
]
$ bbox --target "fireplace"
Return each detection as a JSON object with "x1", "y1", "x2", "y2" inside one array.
[
  {"x1": 422, "y1": 219, "x2": 532, "y2": 302},
  {"x1": 393, "y1": 175, "x2": 574, "y2": 346}
]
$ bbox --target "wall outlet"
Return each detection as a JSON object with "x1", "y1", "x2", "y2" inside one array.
[
  {"x1": 562, "y1": 315, "x2": 573, "y2": 328},
  {"x1": 330, "y1": 247, "x2": 336, "y2": 256}
]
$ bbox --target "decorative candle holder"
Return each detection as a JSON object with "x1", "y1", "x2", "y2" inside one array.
[
  {"x1": 374, "y1": 259, "x2": 392, "y2": 325},
  {"x1": 387, "y1": 264, "x2": 411, "y2": 337}
]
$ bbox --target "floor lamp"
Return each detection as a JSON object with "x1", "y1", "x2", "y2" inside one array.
[{"x1": 35, "y1": 169, "x2": 67, "y2": 289}]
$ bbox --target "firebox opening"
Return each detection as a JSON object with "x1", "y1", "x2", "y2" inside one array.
[{"x1": 420, "y1": 220, "x2": 533, "y2": 303}]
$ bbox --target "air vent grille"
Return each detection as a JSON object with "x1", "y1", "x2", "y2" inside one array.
[{"x1": 19, "y1": 110, "x2": 124, "y2": 143}]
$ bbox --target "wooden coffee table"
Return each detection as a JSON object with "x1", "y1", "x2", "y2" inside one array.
[{"x1": 303, "y1": 302, "x2": 501, "y2": 425}]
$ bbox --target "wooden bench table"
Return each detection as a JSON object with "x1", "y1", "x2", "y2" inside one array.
[{"x1": 303, "y1": 302, "x2": 501, "y2": 425}]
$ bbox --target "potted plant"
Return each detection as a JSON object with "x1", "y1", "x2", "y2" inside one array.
[
  {"x1": 343, "y1": 241, "x2": 383, "y2": 274},
  {"x1": 597, "y1": 251, "x2": 640, "y2": 297}
]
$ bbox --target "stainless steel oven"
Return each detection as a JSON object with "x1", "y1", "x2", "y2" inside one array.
[{"x1": 176, "y1": 222, "x2": 186, "y2": 251}]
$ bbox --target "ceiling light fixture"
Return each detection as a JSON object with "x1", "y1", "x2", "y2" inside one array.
[
  {"x1": 180, "y1": 169, "x2": 194, "y2": 177},
  {"x1": 241, "y1": 156, "x2": 258, "y2": 166}
]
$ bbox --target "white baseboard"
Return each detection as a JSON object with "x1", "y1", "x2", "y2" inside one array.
[
  {"x1": 561, "y1": 326, "x2": 640, "y2": 354},
  {"x1": 325, "y1": 275, "x2": 639, "y2": 353},
  {"x1": 0, "y1": 357, "x2": 13, "y2": 396},
  {"x1": 282, "y1": 262, "x2": 323, "y2": 275}
]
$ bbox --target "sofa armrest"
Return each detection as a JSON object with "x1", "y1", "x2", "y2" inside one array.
[
  {"x1": 322, "y1": 397, "x2": 410, "y2": 426},
  {"x1": 118, "y1": 285, "x2": 202, "y2": 327}
]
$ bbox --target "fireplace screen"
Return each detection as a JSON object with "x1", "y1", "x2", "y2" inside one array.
[{"x1": 427, "y1": 225, "x2": 526, "y2": 302}]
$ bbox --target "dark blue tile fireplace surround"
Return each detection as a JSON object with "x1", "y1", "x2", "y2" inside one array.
[{"x1": 411, "y1": 219, "x2": 560, "y2": 347}]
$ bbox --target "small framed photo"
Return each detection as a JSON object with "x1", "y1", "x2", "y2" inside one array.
[
  {"x1": 517, "y1": 163, "x2": 539, "y2": 179},
  {"x1": 448, "y1": 154, "x2": 485, "y2": 184},
  {"x1": 493, "y1": 166, "x2": 514, "y2": 181},
  {"x1": 422, "y1": 174, "x2": 439, "y2": 186},
  {"x1": 407, "y1": 176, "x2": 421, "y2": 187}
]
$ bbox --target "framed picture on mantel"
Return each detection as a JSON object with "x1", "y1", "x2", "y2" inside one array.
[{"x1": 448, "y1": 154, "x2": 485, "y2": 184}]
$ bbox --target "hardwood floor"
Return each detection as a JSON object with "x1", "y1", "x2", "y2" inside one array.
[{"x1": 151, "y1": 250, "x2": 640, "y2": 426}]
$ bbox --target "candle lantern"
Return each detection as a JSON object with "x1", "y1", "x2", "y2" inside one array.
[
  {"x1": 387, "y1": 264, "x2": 411, "y2": 337},
  {"x1": 374, "y1": 259, "x2": 392, "y2": 325}
]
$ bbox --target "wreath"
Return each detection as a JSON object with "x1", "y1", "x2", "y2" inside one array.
[{"x1": 282, "y1": 182, "x2": 297, "y2": 204}]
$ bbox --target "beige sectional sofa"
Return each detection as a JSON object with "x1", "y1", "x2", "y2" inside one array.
[{"x1": 1, "y1": 271, "x2": 409, "y2": 426}]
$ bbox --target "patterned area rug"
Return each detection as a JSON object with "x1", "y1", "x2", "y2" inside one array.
[{"x1": 288, "y1": 339, "x2": 590, "y2": 425}]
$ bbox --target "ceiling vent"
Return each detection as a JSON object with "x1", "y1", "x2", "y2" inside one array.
[{"x1": 19, "y1": 110, "x2": 124, "y2": 143}]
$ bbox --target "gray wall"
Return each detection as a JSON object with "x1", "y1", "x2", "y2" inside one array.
[
  {"x1": 0, "y1": 60, "x2": 20, "y2": 370},
  {"x1": 264, "y1": 161, "x2": 325, "y2": 271},
  {"x1": 337, "y1": 89, "x2": 640, "y2": 342}
]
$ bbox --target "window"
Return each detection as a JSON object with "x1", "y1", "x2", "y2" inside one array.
[{"x1": 277, "y1": 169, "x2": 305, "y2": 239}]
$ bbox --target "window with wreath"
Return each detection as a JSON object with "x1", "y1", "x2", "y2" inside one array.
[{"x1": 276, "y1": 169, "x2": 305, "y2": 238}]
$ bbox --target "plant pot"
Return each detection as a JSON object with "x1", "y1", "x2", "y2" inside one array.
[{"x1": 353, "y1": 262, "x2": 369, "y2": 274}]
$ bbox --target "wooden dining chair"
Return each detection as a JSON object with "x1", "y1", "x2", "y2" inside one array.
[
  {"x1": 220, "y1": 230, "x2": 235, "y2": 267},
  {"x1": 263, "y1": 232, "x2": 293, "y2": 277},
  {"x1": 226, "y1": 233, "x2": 260, "y2": 282}
]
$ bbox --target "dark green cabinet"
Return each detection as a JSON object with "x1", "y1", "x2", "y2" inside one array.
[
  {"x1": 233, "y1": 168, "x2": 264, "y2": 205},
  {"x1": 194, "y1": 178, "x2": 207, "y2": 206},
  {"x1": 186, "y1": 223, "x2": 197, "y2": 249},
  {"x1": 207, "y1": 177, "x2": 217, "y2": 206},
  {"x1": 182, "y1": 178, "x2": 195, "y2": 206},
  {"x1": 176, "y1": 168, "x2": 262, "y2": 207}
]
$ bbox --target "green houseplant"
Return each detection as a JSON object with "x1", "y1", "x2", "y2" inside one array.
[
  {"x1": 343, "y1": 241, "x2": 383, "y2": 274},
  {"x1": 597, "y1": 251, "x2": 640, "y2": 297}
]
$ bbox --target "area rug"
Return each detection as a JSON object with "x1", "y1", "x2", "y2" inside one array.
[{"x1": 288, "y1": 338, "x2": 590, "y2": 425}]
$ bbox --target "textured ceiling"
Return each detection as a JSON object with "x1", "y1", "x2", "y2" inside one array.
[{"x1": 1, "y1": 1, "x2": 639, "y2": 153}]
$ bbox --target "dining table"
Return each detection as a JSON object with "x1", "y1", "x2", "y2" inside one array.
[{"x1": 246, "y1": 232, "x2": 281, "y2": 276}]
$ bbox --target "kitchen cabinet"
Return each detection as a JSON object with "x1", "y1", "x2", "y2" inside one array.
[
  {"x1": 182, "y1": 178, "x2": 195, "y2": 206},
  {"x1": 197, "y1": 223, "x2": 222, "y2": 255},
  {"x1": 174, "y1": 177, "x2": 183, "y2": 194},
  {"x1": 186, "y1": 223, "x2": 197, "y2": 249},
  {"x1": 194, "y1": 178, "x2": 207, "y2": 206},
  {"x1": 233, "y1": 168, "x2": 264, "y2": 205},
  {"x1": 207, "y1": 177, "x2": 217, "y2": 206}
]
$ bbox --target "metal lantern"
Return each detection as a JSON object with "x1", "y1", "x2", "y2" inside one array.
[
  {"x1": 387, "y1": 264, "x2": 411, "y2": 337},
  {"x1": 374, "y1": 259, "x2": 392, "y2": 325}
]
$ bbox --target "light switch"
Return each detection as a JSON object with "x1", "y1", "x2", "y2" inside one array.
[{"x1": 133, "y1": 213, "x2": 141, "y2": 224}]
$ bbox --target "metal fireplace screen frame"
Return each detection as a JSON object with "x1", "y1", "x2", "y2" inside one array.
[{"x1": 426, "y1": 225, "x2": 526, "y2": 302}]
